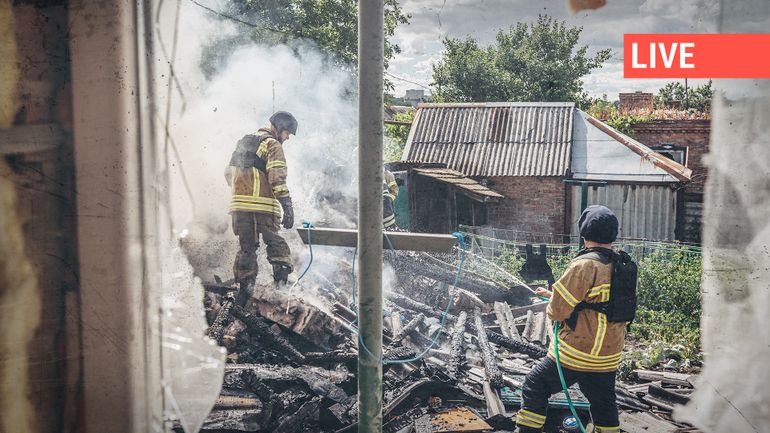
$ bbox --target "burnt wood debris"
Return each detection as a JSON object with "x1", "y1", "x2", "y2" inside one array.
[{"x1": 189, "y1": 250, "x2": 702, "y2": 433}]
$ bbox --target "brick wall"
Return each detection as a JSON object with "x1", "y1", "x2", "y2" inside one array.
[
  {"x1": 632, "y1": 119, "x2": 711, "y2": 194},
  {"x1": 486, "y1": 176, "x2": 566, "y2": 234},
  {"x1": 619, "y1": 92, "x2": 654, "y2": 114}
]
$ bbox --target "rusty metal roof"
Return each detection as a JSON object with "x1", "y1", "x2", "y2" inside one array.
[
  {"x1": 403, "y1": 102, "x2": 574, "y2": 177},
  {"x1": 413, "y1": 167, "x2": 504, "y2": 202}
]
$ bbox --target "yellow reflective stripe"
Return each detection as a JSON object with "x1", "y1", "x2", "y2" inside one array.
[
  {"x1": 556, "y1": 339, "x2": 621, "y2": 362},
  {"x1": 383, "y1": 216, "x2": 396, "y2": 227},
  {"x1": 232, "y1": 195, "x2": 280, "y2": 205},
  {"x1": 229, "y1": 204, "x2": 281, "y2": 214},
  {"x1": 550, "y1": 351, "x2": 620, "y2": 371},
  {"x1": 518, "y1": 409, "x2": 545, "y2": 422},
  {"x1": 267, "y1": 160, "x2": 287, "y2": 169},
  {"x1": 595, "y1": 426, "x2": 620, "y2": 433},
  {"x1": 591, "y1": 312, "x2": 608, "y2": 355},
  {"x1": 516, "y1": 410, "x2": 545, "y2": 428},
  {"x1": 257, "y1": 142, "x2": 268, "y2": 158},
  {"x1": 515, "y1": 417, "x2": 542, "y2": 429},
  {"x1": 252, "y1": 168, "x2": 258, "y2": 195},
  {"x1": 553, "y1": 281, "x2": 579, "y2": 307},
  {"x1": 272, "y1": 184, "x2": 289, "y2": 194},
  {"x1": 587, "y1": 283, "x2": 610, "y2": 298},
  {"x1": 384, "y1": 193, "x2": 395, "y2": 201}
]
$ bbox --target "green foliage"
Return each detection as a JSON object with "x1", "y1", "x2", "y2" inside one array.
[
  {"x1": 431, "y1": 15, "x2": 611, "y2": 105},
  {"x1": 493, "y1": 246, "x2": 526, "y2": 278},
  {"x1": 491, "y1": 242, "x2": 703, "y2": 363},
  {"x1": 229, "y1": 0, "x2": 409, "y2": 68},
  {"x1": 604, "y1": 114, "x2": 653, "y2": 137},
  {"x1": 384, "y1": 111, "x2": 415, "y2": 162},
  {"x1": 636, "y1": 248, "x2": 702, "y2": 329},
  {"x1": 654, "y1": 80, "x2": 713, "y2": 112},
  {"x1": 585, "y1": 94, "x2": 618, "y2": 119}
]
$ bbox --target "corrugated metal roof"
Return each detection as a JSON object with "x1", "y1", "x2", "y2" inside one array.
[
  {"x1": 413, "y1": 167, "x2": 504, "y2": 201},
  {"x1": 403, "y1": 102, "x2": 574, "y2": 177}
]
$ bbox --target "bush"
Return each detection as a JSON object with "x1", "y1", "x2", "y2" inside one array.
[{"x1": 490, "y1": 242, "x2": 703, "y2": 359}]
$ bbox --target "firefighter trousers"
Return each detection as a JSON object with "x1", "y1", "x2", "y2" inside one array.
[
  {"x1": 232, "y1": 211, "x2": 293, "y2": 280},
  {"x1": 516, "y1": 357, "x2": 620, "y2": 433}
]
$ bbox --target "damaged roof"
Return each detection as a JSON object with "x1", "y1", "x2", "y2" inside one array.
[
  {"x1": 403, "y1": 102, "x2": 692, "y2": 183},
  {"x1": 413, "y1": 167, "x2": 504, "y2": 202},
  {"x1": 403, "y1": 102, "x2": 574, "y2": 177}
]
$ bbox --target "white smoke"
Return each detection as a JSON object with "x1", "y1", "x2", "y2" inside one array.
[{"x1": 160, "y1": 3, "x2": 363, "y2": 284}]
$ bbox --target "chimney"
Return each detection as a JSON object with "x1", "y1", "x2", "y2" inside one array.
[{"x1": 618, "y1": 91, "x2": 654, "y2": 114}]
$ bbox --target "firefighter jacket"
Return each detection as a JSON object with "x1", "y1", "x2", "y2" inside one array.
[
  {"x1": 228, "y1": 128, "x2": 291, "y2": 216},
  {"x1": 384, "y1": 170, "x2": 399, "y2": 199},
  {"x1": 546, "y1": 254, "x2": 626, "y2": 372},
  {"x1": 382, "y1": 170, "x2": 398, "y2": 228}
]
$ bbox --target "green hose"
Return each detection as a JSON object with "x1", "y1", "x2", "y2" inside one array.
[
  {"x1": 553, "y1": 321, "x2": 589, "y2": 433},
  {"x1": 532, "y1": 293, "x2": 589, "y2": 433}
]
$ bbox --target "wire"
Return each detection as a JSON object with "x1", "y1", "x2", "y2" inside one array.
[
  {"x1": 290, "y1": 222, "x2": 315, "y2": 290},
  {"x1": 354, "y1": 232, "x2": 467, "y2": 365},
  {"x1": 384, "y1": 71, "x2": 430, "y2": 90}
]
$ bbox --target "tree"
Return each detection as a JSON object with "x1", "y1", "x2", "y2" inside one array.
[
  {"x1": 654, "y1": 81, "x2": 713, "y2": 112},
  {"x1": 228, "y1": 0, "x2": 409, "y2": 69},
  {"x1": 432, "y1": 15, "x2": 610, "y2": 105},
  {"x1": 384, "y1": 110, "x2": 415, "y2": 161}
]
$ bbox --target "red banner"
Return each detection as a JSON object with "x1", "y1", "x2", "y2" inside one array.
[{"x1": 624, "y1": 34, "x2": 770, "y2": 78}]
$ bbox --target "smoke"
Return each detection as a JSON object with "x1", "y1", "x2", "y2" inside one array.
[{"x1": 161, "y1": 3, "x2": 364, "y2": 284}]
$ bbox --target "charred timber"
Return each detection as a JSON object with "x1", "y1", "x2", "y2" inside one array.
[
  {"x1": 387, "y1": 293, "x2": 451, "y2": 321},
  {"x1": 391, "y1": 254, "x2": 532, "y2": 304},
  {"x1": 392, "y1": 313, "x2": 425, "y2": 345},
  {"x1": 208, "y1": 297, "x2": 235, "y2": 343},
  {"x1": 473, "y1": 309, "x2": 504, "y2": 388},
  {"x1": 232, "y1": 304, "x2": 305, "y2": 362},
  {"x1": 481, "y1": 327, "x2": 547, "y2": 359},
  {"x1": 223, "y1": 364, "x2": 352, "y2": 406},
  {"x1": 447, "y1": 311, "x2": 467, "y2": 380}
]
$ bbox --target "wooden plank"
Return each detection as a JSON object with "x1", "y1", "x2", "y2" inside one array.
[
  {"x1": 296, "y1": 227, "x2": 457, "y2": 252},
  {"x1": 619, "y1": 411, "x2": 678, "y2": 433},
  {"x1": 0, "y1": 123, "x2": 63, "y2": 155},
  {"x1": 508, "y1": 301, "x2": 548, "y2": 318},
  {"x1": 634, "y1": 370, "x2": 696, "y2": 387}
]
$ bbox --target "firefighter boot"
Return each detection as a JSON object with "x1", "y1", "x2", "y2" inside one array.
[
  {"x1": 272, "y1": 263, "x2": 292, "y2": 284},
  {"x1": 236, "y1": 276, "x2": 256, "y2": 307}
]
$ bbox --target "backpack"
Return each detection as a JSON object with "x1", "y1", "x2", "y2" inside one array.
[
  {"x1": 564, "y1": 247, "x2": 638, "y2": 330},
  {"x1": 228, "y1": 134, "x2": 273, "y2": 172}
]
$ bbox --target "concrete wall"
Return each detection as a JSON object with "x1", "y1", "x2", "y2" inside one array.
[{"x1": 486, "y1": 176, "x2": 567, "y2": 235}]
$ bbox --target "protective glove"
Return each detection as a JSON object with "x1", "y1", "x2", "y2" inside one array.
[{"x1": 278, "y1": 197, "x2": 294, "y2": 229}]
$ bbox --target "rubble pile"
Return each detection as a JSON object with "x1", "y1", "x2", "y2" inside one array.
[{"x1": 191, "y1": 250, "x2": 701, "y2": 433}]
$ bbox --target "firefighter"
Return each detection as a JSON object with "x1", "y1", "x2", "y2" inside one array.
[
  {"x1": 226, "y1": 111, "x2": 297, "y2": 305},
  {"x1": 516, "y1": 205, "x2": 624, "y2": 433},
  {"x1": 383, "y1": 168, "x2": 399, "y2": 230}
]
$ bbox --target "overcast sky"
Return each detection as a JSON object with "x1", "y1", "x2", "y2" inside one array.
[{"x1": 388, "y1": 0, "x2": 722, "y2": 100}]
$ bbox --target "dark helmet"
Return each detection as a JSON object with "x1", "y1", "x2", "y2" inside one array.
[{"x1": 270, "y1": 111, "x2": 298, "y2": 135}]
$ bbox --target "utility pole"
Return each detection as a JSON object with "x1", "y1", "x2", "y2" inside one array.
[
  {"x1": 358, "y1": 1, "x2": 384, "y2": 432},
  {"x1": 563, "y1": 180, "x2": 607, "y2": 249}
]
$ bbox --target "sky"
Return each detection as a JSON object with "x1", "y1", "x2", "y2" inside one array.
[{"x1": 387, "y1": 0, "x2": 722, "y2": 100}]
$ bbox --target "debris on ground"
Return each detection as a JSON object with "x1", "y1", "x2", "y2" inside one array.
[{"x1": 184, "y1": 248, "x2": 702, "y2": 433}]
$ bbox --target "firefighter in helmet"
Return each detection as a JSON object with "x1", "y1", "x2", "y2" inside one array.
[
  {"x1": 383, "y1": 168, "x2": 399, "y2": 230},
  {"x1": 225, "y1": 111, "x2": 297, "y2": 305}
]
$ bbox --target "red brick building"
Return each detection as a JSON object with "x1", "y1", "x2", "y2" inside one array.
[{"x1": 615, "y1": 91, "x2": 710, "y2": 242}]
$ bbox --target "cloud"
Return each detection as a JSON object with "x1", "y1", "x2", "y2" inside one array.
[{"x1": 388, "y1": 0, "x2": 722, "y2": 98}]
